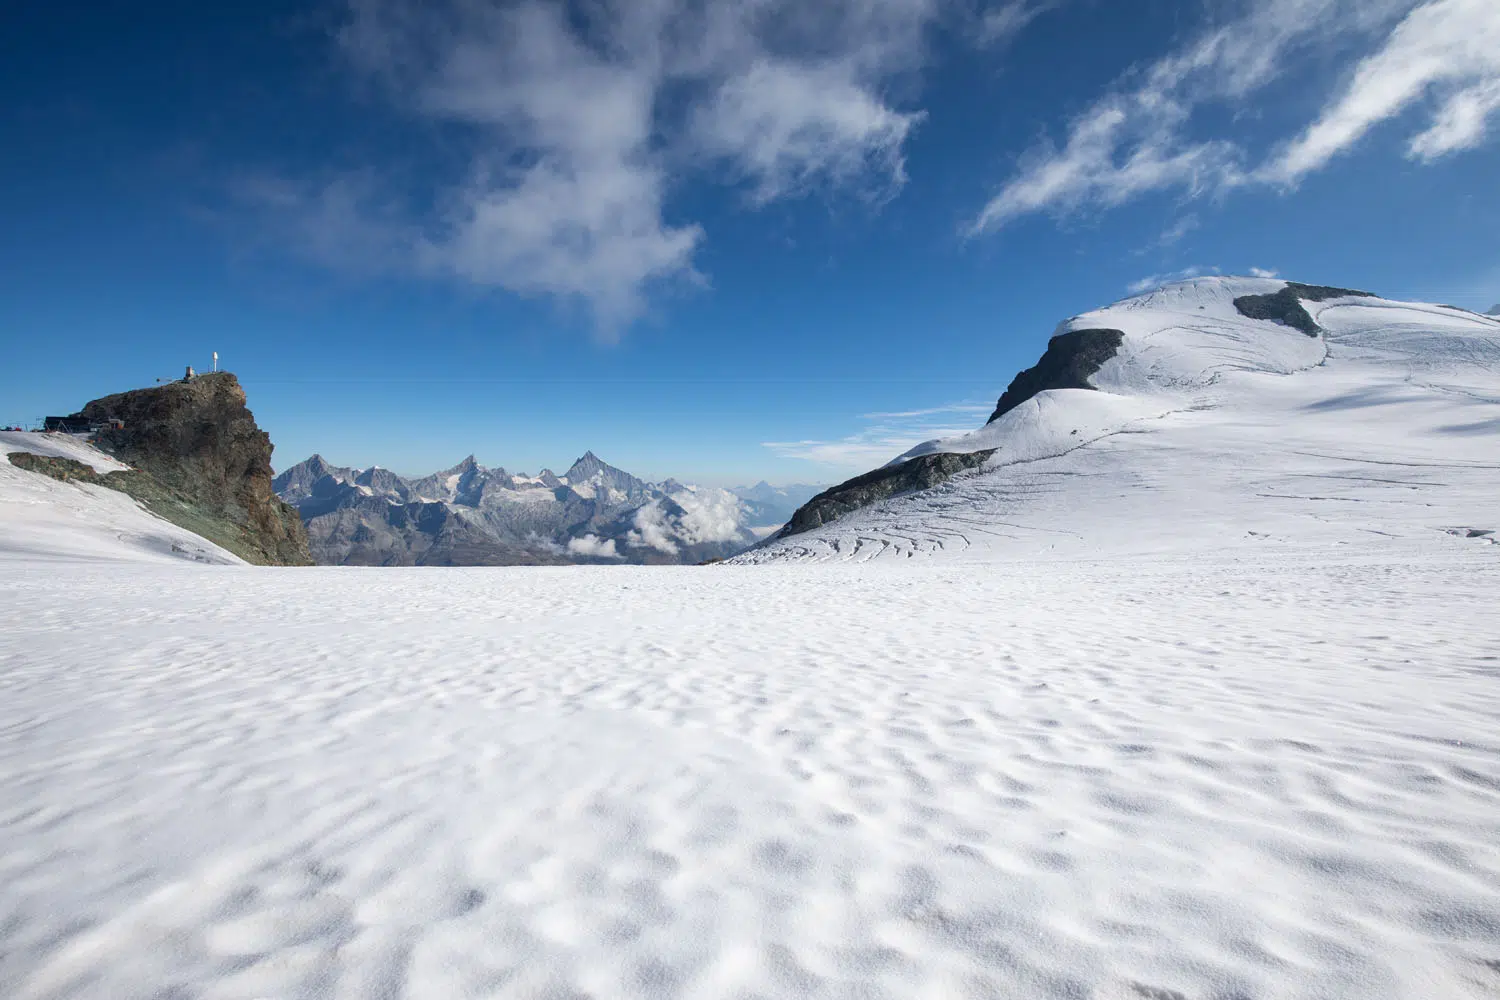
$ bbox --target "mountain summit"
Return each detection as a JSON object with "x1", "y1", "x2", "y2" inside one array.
[{"x1": 740, "y1": 276, "x2": 1500, "y2": 562}]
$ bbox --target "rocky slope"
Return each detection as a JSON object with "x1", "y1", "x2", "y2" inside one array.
[
  {"x1": 274, "y1": 451, "x2": 810, "y2": 567},
  {"x1": 29, "y1": 373, "x2": 312, "y2": 565}
]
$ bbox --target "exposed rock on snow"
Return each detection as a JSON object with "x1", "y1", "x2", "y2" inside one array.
[
  {"x1": 752, "y1": 276, "x2": 1500, "y2": 558},
  {"x1": 987, "y1": 327, "x2": 1126, "y2": 422},
  {"x1": 778, "y1": 450, "x2": 994, "y2": 537},
  {"x1": 1231, "y1": 281, "x2": 1373, "y2": 336}
]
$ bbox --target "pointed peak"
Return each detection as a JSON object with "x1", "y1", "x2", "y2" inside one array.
[
  {"x1": 566, "y1": 451, "x2": 608, "y2": 475},
  {"x1": 1487, "y1": 304, "x2": 1500, "y2": 316}
]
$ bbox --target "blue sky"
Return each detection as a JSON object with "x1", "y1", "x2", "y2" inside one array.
[{"x1": 3, "y1": 0, "x2": 1498, "y2": 484}]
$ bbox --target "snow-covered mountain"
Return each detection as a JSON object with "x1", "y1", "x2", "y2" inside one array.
[
  {"x1": 274, "y1": 450, "x2": 777, "y2": 565},
  {"x1": 1487, "y1": 303, "x2": 1500, "y2": 316},
  {"x1": 0, "y1": 431, "x2": 242, "y2": 565},
  {"x1": 739, "y1": 277, "x2": 1500, "y2": 563}
]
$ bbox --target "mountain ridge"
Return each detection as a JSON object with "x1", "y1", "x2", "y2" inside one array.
[
  {"x1": 749, "y1": 275, "x2": 1500, "y2": 557},
  {"x1": 274, "y1": 452, "x2": 820, "y2": 566}
]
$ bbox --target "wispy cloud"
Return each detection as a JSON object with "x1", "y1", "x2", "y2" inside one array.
[
  {"x1": 859, "y1": 403, "x2": 993, "y2": 420},
  {"x1": 1157, "y1": 214, "x2": 1200, "y2": 248},
  {"x1": 969, "y1": 0, "x2": 1499, "y2": 234},
  {"x1": 975, "y1": 0, "x2": 1061, "y2": 48},
  {"x1": 765, "y1": 401, "x2": 990, "y2": 469},
  {"x1": 280, "y1": 0, "x2": 951, "y2": 332},
  {"x1": 1262, "y1": 0, "x2": 1500, "y2": 181},
  {"x1": 1249, "y1": 266, "x2": 1280, "y2": 278}
]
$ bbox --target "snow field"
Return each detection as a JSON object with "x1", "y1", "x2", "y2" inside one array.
[
  {"x1": 0, "y1": 438, "x2": 242, "y2": 566},
  {"x1": 2, "y1": 554, "x2": 1499, "y2": 999},
  {"x1": 0, "y1": 431, "x2": 133, "y2": 475}
]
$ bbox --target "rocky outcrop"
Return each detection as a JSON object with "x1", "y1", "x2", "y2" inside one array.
[
  {"x1": 987, "y1": 328, "x2": 1125, "y2": 423},
  {"x1": 1232, "y1": 282, "x2": 1373, "y2": 336},
  {"x1": 776, "y1": 451, "x2": 994, "y2": 537},
  {"x1": 57, "y1": 373, "x2": 312, "y2": 565}
]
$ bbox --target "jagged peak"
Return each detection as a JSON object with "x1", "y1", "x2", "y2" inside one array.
[{"x1": 565, "y1": 451, "x2": 612, "y2": 478}]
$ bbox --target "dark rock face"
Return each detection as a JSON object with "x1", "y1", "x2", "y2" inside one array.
[
  {"x1": 72, "y1": 373, "x2": 312, "y2": 565},
  {"x1": 1233, "y1": 282, "x2": 1374, "y2": 337},
  {"x1": 987, "y1": 329, "x2": 1125, "y2": 423},
  {"x1": 776, "y1": 451, "x2": 994, "y2": 538}
]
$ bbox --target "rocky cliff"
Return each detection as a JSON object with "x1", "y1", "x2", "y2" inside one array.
[{"x1": 54, "y1": 373, "x2": 312, "y2": 565}]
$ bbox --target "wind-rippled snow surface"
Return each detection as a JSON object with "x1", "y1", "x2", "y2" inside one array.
[{"x1": 3, "y1": 553, "x2": 1500, "y2": 1000}]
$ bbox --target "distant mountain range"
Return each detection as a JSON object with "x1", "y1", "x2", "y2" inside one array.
[
  {"x1": 273, "y1": 451, "x2": 821, "y2": 566},
  {"x1": 1487, "y1": 304, "x2": 1500, "y2": 316}
]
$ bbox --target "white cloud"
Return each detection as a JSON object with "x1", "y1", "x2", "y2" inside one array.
[
  {"x1": 624, "y1": 487, "x2": 750, "y2": 553},
  {"x1": 1264, "y1": 0, "x2": 1500, "y2": 182},
  {"x1": 969, "y1": 0, "x2": 1499, "y2": 233},
  {"x1": 1408, "y1": 77, "x2": 1500, "y2": 160},
  {"x1": 327, "y1": 0, "x2": 944, "y2": 329},
  {"x1": 692, "y1": 59, "x2": 924, "y2": 205},
  {"x1": 567, "y1": 533, "x2": 621, "y2": 558},
  {"x1": 670, "y1": 487, "x2": 749, "y2": 545},
  {"x1": 1249, "y1": 266, "x2": 1280, "y2": 278},
  {"x1": 626, "y1": 502, "x2": 680, "y2": 554}
]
